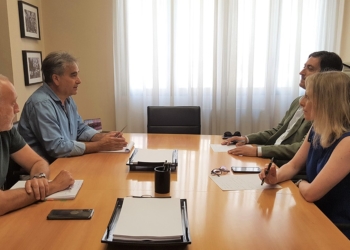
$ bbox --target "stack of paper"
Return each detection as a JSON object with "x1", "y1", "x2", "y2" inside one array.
[
  {"x1": 113, "y1": 198, "x2": 183, "y2": 241},
  {"x1": 131, "y1": 149, "x2": 174, "y2": 163},
  {"x1": 10, "y1": 180, "x2": 84, "y2": 200}
]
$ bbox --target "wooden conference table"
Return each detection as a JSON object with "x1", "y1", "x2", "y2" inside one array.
[{"x1": 0, "y1": 133, "x2": 349, "y2": 250}]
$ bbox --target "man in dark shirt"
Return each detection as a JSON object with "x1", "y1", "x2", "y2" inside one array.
[{"x1": 0, "y1": 74, "x2": 74, "y2": 216}]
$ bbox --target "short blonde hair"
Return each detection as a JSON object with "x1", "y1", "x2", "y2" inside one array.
[{"x1": 306, "y1": 71, "x2": 350, "y2": 147}]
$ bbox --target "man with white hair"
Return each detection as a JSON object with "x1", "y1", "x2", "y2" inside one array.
[{"x1": 0, "y1": 74, "x2": 74, "y2": 216}]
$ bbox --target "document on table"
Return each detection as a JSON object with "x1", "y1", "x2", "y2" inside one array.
[
  {"x1": 131, "y1": 149, "x2": 174, "y2": 163},
  {"x1": 10, "y1": 180, "x2": 84, "y2": 200},
  {"x1": 210, "y1": 144, "x2": 253, "y2": 152},
  {"x1": 100, "y1": 141, "x2": 134, "y2": 153},
  {"x1": 210, "y1": 174, "x2": 281, "y2": 191},
  {"x1": 113, "y1": 197, "x2": 183, "y2": 241}
]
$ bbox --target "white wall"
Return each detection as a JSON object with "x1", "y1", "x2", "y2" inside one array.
[
  {"x1": 1, "y1": 0, "x2": 45, "y2": 121},
  {"x1": 340, "y1": 0, "x2": 350, "y2": 63},
  {"x1": 2, "y1": 0, "x2": 350, "y2": 131},
  {"x1": 41, "y1": 0, "x2": 116, "y2": 131}
]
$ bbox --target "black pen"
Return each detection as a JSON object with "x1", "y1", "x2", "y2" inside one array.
[
  {"x1": 115, "y1": 125, "x2": 127, "y2": 137},
  {"x1": 164, "y1": 160, "x2": 168, "y2": 171},
  {"x1": 261, "y1": 157, "x2": 274, "y2": 185}
]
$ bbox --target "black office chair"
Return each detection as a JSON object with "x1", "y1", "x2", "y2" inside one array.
[{"x1": 147, "y1": 106, "x2": 201, "y2": 134}]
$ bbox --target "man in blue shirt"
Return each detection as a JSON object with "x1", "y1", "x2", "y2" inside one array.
[
  {"x1": 19, "y1": 52, "x2": 127, "y2": 163},
  {"x1": 0, "y1": 75, "x2": 74, "y2": 215}
]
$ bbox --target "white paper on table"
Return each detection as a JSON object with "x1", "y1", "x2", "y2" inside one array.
[
  {"x1": 209, "y1": 174, "x2": 282, "y2": 191},
  {"x1": 11, "y1": 180, "x2": 84, "y2": 200},
  {"x1": 131, "y1": 149, "x2": 174, "y2": 163},
  {"x1": 113, "y1": 197, "x2": 183, "y2": 241},
  {"x1": 210, "y1": 144, "x2": 253, "y2": 152}
]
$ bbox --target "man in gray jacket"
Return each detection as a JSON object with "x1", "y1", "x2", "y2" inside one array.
[{"x1": 223, "y1": 51, "x2": 343, "y2": 166}]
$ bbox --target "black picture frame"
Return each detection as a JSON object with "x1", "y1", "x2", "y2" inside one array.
[
  {"x1": 22, "y1": 50, "x2": 43, "y2": 86},
  {"x1": 18, "y1": 1, "x2": 41, "y2": 40}
]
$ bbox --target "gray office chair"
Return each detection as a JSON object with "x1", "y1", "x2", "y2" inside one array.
[{"x1": 147, "y1": 106, "x2": 201, "y2": 134}]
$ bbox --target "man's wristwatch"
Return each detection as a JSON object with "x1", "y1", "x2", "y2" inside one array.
[
  {"x1": 295, "y1": 179, "x2": 303, "y2": 187},
  {"x1": 32, "y1": 173, "x2": 46, "y2": 179}
]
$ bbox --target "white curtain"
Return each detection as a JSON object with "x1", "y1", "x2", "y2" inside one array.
[{"x1": 113, "y1": 0, "x2": 344, "y2": 135}]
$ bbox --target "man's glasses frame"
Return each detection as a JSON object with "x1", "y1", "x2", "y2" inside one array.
[{"x1": 211, "y1": 166, "x2": 230, "y2": 177}]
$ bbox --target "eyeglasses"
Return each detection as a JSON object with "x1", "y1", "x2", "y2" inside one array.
[{"x1": 211, "y1": 166, "x2": 230, "y2": 177}]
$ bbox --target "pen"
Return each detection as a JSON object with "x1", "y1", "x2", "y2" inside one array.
[
  {"x1": 163, "y1": 160, "x2": 168, "y2": 171},
  {"x1": 115, "y1": 125, "x2": 127, "y2": 137},
  {"x1": 261, "y1": 157, "x2": 274, "y2": 185}
]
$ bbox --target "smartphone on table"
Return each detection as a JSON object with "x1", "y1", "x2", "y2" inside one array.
[
  {"x1": 47, "y1": 209, "x2": 94, "y2": 220},
  {"x1": 231, "y1": 167, "x2": 261, "y2": 173}
]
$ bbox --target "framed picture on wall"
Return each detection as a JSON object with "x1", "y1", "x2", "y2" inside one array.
[
  {"x1": 22, "y1": 50, "x2": 43, "y2": 86},
  {"x1": 18, "y1": 1, "x2": 41, "y2": 40}
]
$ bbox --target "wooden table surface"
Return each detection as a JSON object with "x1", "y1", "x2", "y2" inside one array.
[{"x1": 0, "y1": 133, "x2": 349, "y2": 250}]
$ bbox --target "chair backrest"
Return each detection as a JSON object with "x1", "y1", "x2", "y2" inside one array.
[
  {"x1": 147, "y1": 106, "x2": 201, "y2": 134},
  {"x1": 84, "y1": 118, "x2": 102, "y2": 132}
]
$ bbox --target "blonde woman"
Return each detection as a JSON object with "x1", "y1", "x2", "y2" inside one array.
[{"x1": 259, "y1": 71, "x2": 350, "y2": 239}]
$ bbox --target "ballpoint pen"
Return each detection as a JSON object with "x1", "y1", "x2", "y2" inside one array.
[
  {"x1": 115, "y1": 125, "x2": 127, "y2": 137},
  {"x1": 163, "y1": 160, "x2": 168, "y2": 171},
  {"x1": 261, "y1": 157, "x2": 274, "y2": 185}
]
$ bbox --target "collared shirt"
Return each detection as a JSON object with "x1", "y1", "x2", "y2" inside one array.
[
  {"x1": 253, "y1": 105, "x2": 304, "y2": 157},
  {"x1": 274, "y1": 106, "x2": 304, "y2": 145},
  {"x1": 18, "y1": 82, "x2": 98, "y2": 163}
]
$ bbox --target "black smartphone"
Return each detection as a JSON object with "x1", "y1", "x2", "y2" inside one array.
[
  {"x1": 231, "y1": 167, "x2": 261, "y2": 173},
  {"x1": 47, "y1": 209, "x2": 94, "y2": 220}
]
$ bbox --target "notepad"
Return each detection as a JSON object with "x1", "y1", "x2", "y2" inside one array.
[
  {"x1": 113, "y1": 198, "x2": 183, "y2": 241},
  {"x1": 210, "y1": 175, "x2": 281, "y2": 191},
  {"x1": 100, "y1": 141, "x2": 134, "y2": 153},
  {"x1": 10, "y1": 180, "x2": 84, "y2": 200},
  {"x1": 130, "y1": 148, "x2": 174, "y2": 163}
]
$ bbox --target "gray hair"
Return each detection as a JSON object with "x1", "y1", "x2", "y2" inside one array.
[{"x1": 42, "y1": 52, "x2": 78, "y2": 84}]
